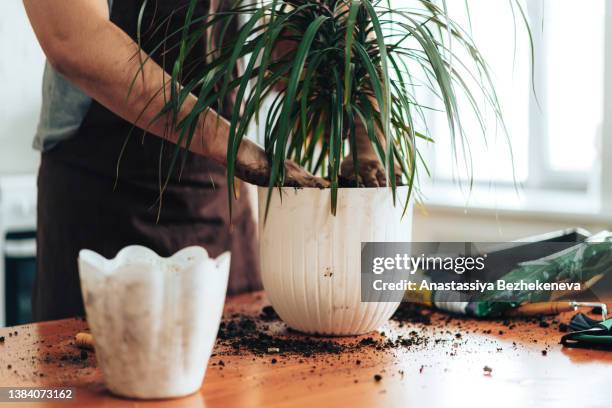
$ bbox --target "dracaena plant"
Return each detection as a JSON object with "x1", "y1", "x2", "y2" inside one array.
[{"x1": 136, "y1": 0, "x2": 531, "y2": 217}]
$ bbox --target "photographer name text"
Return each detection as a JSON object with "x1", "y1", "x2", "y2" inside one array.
[{"x1": 372, "y1": 279, "x2": 582, "y2": 292}]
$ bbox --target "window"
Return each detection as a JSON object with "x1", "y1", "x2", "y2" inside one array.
[
  {"x1": 409, "y1": 0, "x2": 605, "y2": 192},
  {"x1": 540, "y1": 0, "x2": 604, "y2": 178}
]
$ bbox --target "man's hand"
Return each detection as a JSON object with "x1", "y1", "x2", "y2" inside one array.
[
  {"x1": 230, "y1": 137, "x2": 329, "y2": 188},
  {"x1": 282, "y1": 160, "x2": 330, "y2": 188},
  {"x1": 340, "y1": 155, "x2": 402, "y2": 187},
  {"x1": 340, "y1": 117, "x2": 402, "y2": 187},
  {"x1": 341, "y1": 156, "x2": 384, "y2": 187}
]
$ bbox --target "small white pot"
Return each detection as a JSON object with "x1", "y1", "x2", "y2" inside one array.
[
  {"x1": 78, "y1": 246, "x2": 230, "y2": 399},
  {"x1": 258, "y1": 186, "x2": 413, "y2": 336}
]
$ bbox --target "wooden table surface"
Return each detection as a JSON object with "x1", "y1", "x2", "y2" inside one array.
[{"x1": 0, "y1": 292, "x2": 610, "y2": 408}]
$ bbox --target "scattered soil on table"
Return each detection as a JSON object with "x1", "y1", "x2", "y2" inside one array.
[
  {"x1": 0, "y1": 326, "x2": 95, "y2": 384},
  {"x1": 42, "y1": 351, "x2": 94, "y2": 368},
  {"x1": 216, "y1": 303, "x2": 584, "y2": 364},
  {"x1": 216, "y1": 306, "x2": 430, "y2": 359},
  {"x1": 218, "y1": 316, "x2": 345, "y2": 356},
  {"x1": 391, "y1": 303, "x2": 432, "y2": 326}
]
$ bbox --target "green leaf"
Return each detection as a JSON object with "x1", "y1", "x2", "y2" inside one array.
[
  {"x1": 264, "y1": 14, "x2": 329, "y2": 221},
  {"x1": 343, "y1": 1, "x2": 361, "y2": 105}
]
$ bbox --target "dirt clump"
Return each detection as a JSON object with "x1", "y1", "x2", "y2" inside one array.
[
  {"x1": 260, "y1": 306, "x2": 279, "y2": 321},
  {"x1": 391, "y1": 303, "x2": 432, "y2": 326}
]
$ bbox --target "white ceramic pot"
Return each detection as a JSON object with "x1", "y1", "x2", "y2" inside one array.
[
  {"x1": 258, "y1": 186, "x2": 413, "y2": 336},
  {"x1": 78, "y1": 246, "x2": 230, "y2": 399}
]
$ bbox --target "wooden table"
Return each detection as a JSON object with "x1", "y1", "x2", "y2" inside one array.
[{"x1": 0, "y1": 292, "x2": 610, "y2": 408}]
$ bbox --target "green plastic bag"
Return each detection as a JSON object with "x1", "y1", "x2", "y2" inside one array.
[{"x1": 472, "y1": 231, "x2": 612, "y2": 317}]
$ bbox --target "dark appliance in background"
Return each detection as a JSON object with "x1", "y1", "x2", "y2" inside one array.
[
  {"x1": 4, "y1": 230, "x2": 36, "y2": 326},
  {"x1": 0, "y1": 174, "x2": 38, "y2": 327}
]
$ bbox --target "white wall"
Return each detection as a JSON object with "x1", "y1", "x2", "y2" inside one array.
[{"x1": 0, "y1": 2, "x2": 45, "y2": 175}]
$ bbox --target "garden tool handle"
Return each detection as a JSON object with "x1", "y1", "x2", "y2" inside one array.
[{"x1": 506, "y1": 302, "x2": 575, "y2": 316}]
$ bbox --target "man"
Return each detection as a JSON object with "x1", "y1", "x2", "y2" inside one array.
[{"x1": 24, "y1": 0, "x2": 387, "y2": 321}]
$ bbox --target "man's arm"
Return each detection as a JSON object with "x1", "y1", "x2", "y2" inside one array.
[{"x1": 23, "y1": 0, "x2": 327, "y2": 187}]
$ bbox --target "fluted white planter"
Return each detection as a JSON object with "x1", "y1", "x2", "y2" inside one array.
[
  {"x1": 258, "y1": 186, "x2": 412, "y2": 336},
  {"x1": 78, "y1": 246, "x2": 230, "y2": 399}
]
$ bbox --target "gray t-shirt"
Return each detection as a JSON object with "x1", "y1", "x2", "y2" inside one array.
[{"x1": 33, "y1": 0, "x2": 113, "y2": 152}]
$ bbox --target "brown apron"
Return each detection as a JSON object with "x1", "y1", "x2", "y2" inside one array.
[{"x1": 33, "y1": 0, "x2": 261, "y2": 322}]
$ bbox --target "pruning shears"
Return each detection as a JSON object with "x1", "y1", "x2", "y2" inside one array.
[{"x1": 561, "y1": 311, "x2": 612, "y2": 348}]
